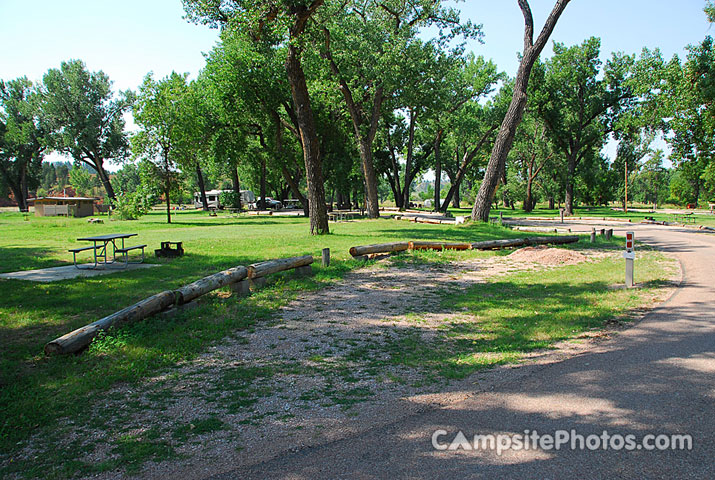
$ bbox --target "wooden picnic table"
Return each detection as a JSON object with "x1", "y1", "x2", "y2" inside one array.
[
  {"x1": 673, "y1": 213, "x2": 696, "y2": 224},
  {"x1": 328, "y1": 211, "x2": 359, "y2": 222},
  {"x1": 71, "y1": 233, "x2": 145, "y2": 269}
]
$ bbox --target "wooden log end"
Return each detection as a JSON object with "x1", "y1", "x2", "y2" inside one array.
[{"x1": 44, "y1": 341, "x2": 64, "y2": 356}]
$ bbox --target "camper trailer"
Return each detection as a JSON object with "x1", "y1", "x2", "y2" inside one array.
[{"x1": 193, "y1": 189, "x2": 255, "y2": 210}]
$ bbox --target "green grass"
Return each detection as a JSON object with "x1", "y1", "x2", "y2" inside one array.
[
  {"x1": 441, "y1": 204, "x2": 715, "y2": 227},
  {"x1": 378, "y1": 250, "x2": 675, "y2": 380},
  {"x1": 0, "y1": 209, "x2": 676, "y2": 477},
  {"x1": 0, "y1": 210, "x2": 527, "y2": 456}
]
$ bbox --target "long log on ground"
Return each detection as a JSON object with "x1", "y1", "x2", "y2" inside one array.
[
  {"x1": 349, "y1": 242, "x2": 410, "y2": 257},
  {"x1": 175, "y1": 266, "x2": 248, "y2": 305},
  {"x1": 471, "y1": 238, "x2": 529, "y2": 250},
  {"x1": 45, "y1": 290, "x2": 176, "y2": 355},
  {"x1": 525, "y1": 235, "x2": 579, "y2": 246},
  {"x1": 409, "y1": 241, "x2": 472, "y2": 251},
  {"x1": 247, "y1": 255, "x2": 313, "y2": 278},
  {"x1": 416, "y1": 217, "x2": 443, "y2": 224},
  {"x1": 471, "y1": 235, "x2": 579, "y2": 250}
]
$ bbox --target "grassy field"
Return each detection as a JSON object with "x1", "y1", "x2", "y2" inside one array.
[
  {"x1": 0, "y1": 209, "x2": 676, "y2": 478},
  {"x1": 441, "y1": 204, "x2": 715, "y2": 227},
  {"x1": 0, "y1": 211, "x2": 527, "y2": 446}
]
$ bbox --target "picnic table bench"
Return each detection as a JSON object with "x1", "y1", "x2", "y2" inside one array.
[
  {"x1": 69, "y1": 233, "x2": 145, "y2": 269},
  {"x1": 328, "y1": 211, "x2": 358, "y2": 222},
  {"x1": 673, "y1": 213, "x2": 696, "y2": 224}
]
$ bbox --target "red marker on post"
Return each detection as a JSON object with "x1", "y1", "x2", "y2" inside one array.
[{"x1": 623, "y1": 231, "x2": 635, "y2": 287}]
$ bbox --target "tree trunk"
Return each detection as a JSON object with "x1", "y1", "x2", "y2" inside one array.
[
  {"x1": 94, "y1": 160, "x2": 116, "y2": 201},
  {"x1": 165, "y1": 185, "x2": 171, "y2": 224},
  {"x1": 285, "y1": 42, "x2": 328, "y2": 234},
  {"x1": 524, "y1": 171, "x2": 534, "y2": 212},
  {"x1": 385, "y1": 173, "x2": 400, "y2": 208},
  {"x1": 564, "y1": 151, "x2": 577, "y2": 215},
  {"x1": 196, "y1": 163, "x2": 209, "y2": 211},
  {"x1": 323, "y1": 29, "x2": 381, "y2": 219},
  {"x1": 501, "y1": 167, "x2": 509, "y2": 208},
  {"x1": 434, "y1": 130, "x2": 443, "y2": 212},
  {"x1": 231, "y1": 167, "x2": 242, "y2": 210},
  {"x1": 385, "y1": 126, "x2": 404, "y2": 208},
  {"x1": 260, "y1": 155, "x2": 267, "y2": 210},
  {"x1": 0, "y1": 162, "x2": 28, "y2": 212},
  {"x1": 471, "y1": 0, "x2": 571, "y2": 222},
  {"x1": 357, "y1": 140, "x2": 381, "y2": 218},
  {"x1": 440, "y1": 126, "x2": 496, "y2": 213},
  {"x1": 401, "y1": 109, "x2": 417, "y2": 209},
  {"x1": 281, "y1": 165, "x2": 308, "y2": 214},
  {"x1": 452, "y1": 180, "x2": 461, "y2": 208}
]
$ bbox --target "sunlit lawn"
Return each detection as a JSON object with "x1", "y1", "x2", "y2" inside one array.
[
  {"x1": 442, "y1": 204, "x2": 715, "y2": 226},
  {"x1": 0, "y1": 210, "x2": 529, "y2": 452},
  {"x1": 0, "y1": 209, "x2": 674, "y2": 478}
]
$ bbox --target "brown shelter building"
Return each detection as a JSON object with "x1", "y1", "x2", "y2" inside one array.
[{"x1": 30, "y1": 197, "x2": 97, "y2": 217}]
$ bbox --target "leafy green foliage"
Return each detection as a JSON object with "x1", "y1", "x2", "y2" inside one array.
[
  {"x1": 41, "y1": 60, "x2": 132, "y2": 200},
  {"x1": 0, "y1": 77, "x2": 47, "y2": 211},
  {"x1": 111, "y1": 191, "x2": 152, "y2": 220}
]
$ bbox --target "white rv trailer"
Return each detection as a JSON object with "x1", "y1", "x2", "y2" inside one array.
[{"x1": 193, "y1": 189, "x2": 256, "y2": 209}]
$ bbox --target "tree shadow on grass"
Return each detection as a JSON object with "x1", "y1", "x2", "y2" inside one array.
[{"x1": 0, "y1": 246, "x2": 68, "y2": 273}]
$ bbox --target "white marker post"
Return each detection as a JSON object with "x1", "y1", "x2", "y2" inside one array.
[{"x1": 623, "y1": 231, "x2": 635, "y2": 288}]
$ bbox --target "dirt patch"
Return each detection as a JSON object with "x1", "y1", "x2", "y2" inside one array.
[{"x1": 508, "y1": 245, "x2": 588, "y2": 265}]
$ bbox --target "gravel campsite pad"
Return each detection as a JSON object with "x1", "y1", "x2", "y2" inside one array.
[{"x1": 7, "y1": 246, "x2": 676, "y2": 479}]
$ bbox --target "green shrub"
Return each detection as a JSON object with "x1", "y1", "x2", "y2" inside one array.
[
  {"x1": 220, "y1": 190, "x2": 241, "y2": 209},
  {"x1": 111, "y1": 191, "x2": 153, "y2": 220}
]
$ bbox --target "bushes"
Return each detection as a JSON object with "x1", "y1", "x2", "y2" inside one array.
[
  {"x1": 111, "y1": 191, "x2": 154, "y2": 220},
  {"x1": 219, "y1": 190, "x2": 241, "y2": 209}
]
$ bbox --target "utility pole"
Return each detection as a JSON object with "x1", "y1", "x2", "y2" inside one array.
[{"x1": 624, "y1": 161, "x2": 628, "y2": 214}]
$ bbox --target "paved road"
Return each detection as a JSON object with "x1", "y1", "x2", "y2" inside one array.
[{"x1": 211, "y1": 223, "x2": 714, "y2": 479}]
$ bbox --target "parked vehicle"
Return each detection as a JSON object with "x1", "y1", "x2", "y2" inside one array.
[
  {"x1": 250, "y1": 197, "x2": 283, "y2": 210},
  {"x1": 282, "y1": 199, "x2": 302, "y2": 210},
  {"x1": 193, "y1": 189, "x2": 255, "y2": 209}
]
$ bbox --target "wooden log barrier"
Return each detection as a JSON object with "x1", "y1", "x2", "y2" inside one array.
[
  {"x1": 408, "y1": 241, "x2": 472, "y2": 251},
  {"x1": 247, "y1": 255, "x2": 314, "y2": 278},
  {"x1": 44, "y1": 290, "x2": 176, "y2": 355},
  {"x1": 349, "y1": 242, "x2": 410, "y2": 257},
  {"x1": 471, "y1": 235, "x2": 579, "y2": 250},
  {"x1": 524, "y1": 235, "x2": 580, "y2": 246},
  {"x1": 175, "y1": 266, "x2": 248, "y2": 305},
  {"x1": 415, "y1": 217, "x2": 443, "y2": 225},
  {"x1": 471, "y1": 238, "x2": 528, "y2": 250},
  {"x1": 46, "y1": 255, "x2": 317, "y2": 355}
]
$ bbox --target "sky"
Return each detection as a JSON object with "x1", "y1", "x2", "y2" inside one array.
[{"x1": 0, "y1": 0, "x2": 712, "y2": 168}]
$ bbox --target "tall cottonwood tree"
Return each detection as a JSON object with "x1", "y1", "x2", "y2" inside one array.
[
  {"x1": 0, "y1": 78, "x2": 47, "y2": 211},
  {"x1": 319, "y1": 0, "x2": 480, "y2": 217},
  {"x1": 536, "y1": 38, "x2": 634, "y2": 215},
  {"x1": 202, "y1": 30, "x2": 310, "y2": 213},
  {"x1": 132, "y1": 72, "x2": 193, "y2": 224},
  {"x1": 41, "y1": 60, "x2": 131, "y2": 201},
  {"x1": 184, "y1": 0, "x2": 330, "y2": 234},
  {"x1": 658, "y1": 37, "x2": 715, "y2": 204},
  {"x1": 471, "y1": 0, "x2": 571, "y2": 222}
]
